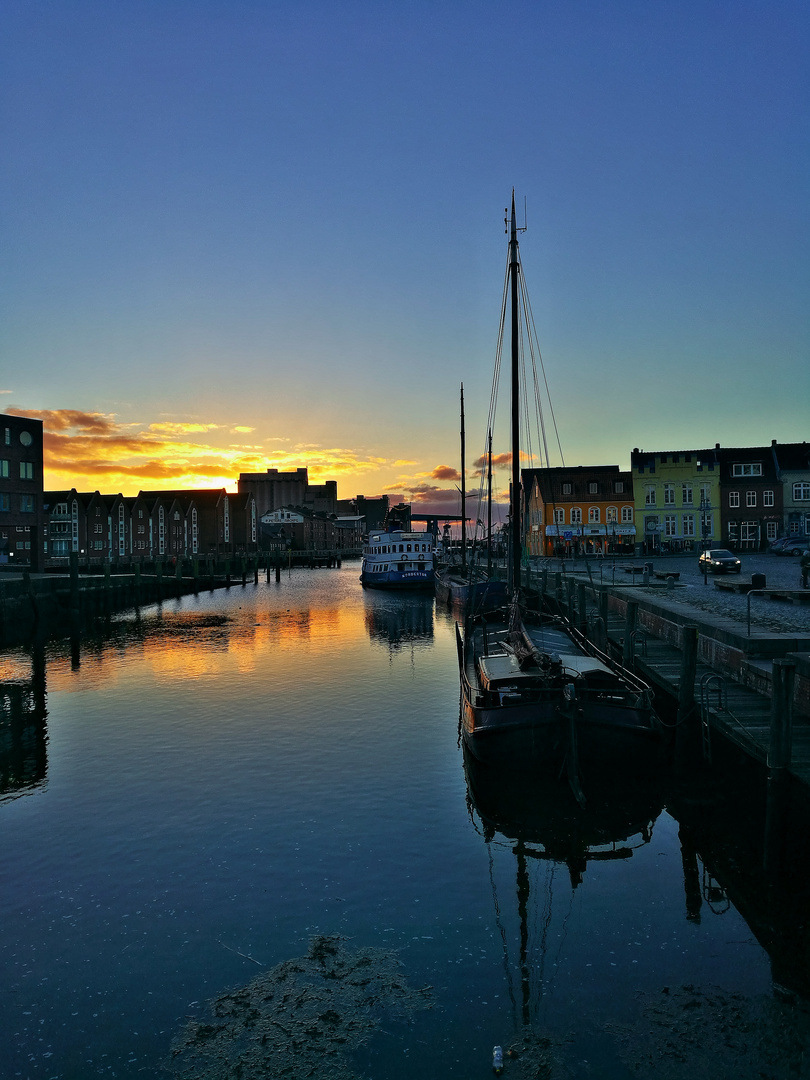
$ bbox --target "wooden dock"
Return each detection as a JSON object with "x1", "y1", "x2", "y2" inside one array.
[{"x1": 530, "y1": 567, "x2": 810, "y2": 791}]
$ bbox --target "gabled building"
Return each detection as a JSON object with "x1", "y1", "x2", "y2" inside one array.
[
  {"x1": 523, "y1": 465, "x2": 635, "y2": 556},
  {"x1": 631, "y1": 448, "x2": 720, "y2": 554},
  {"x1": 715, "y1": 444, "x2": 783, "y2": 551},
  {"x1": 771, "y1": 440, "x2": 810, "y2": 540}
]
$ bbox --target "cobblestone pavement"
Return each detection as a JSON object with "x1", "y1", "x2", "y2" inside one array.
[{"x1": 537, "y1": 552, "x2": 810, "y2": 636}]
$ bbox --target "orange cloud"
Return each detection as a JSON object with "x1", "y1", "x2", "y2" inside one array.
[
  {"x1": 8, "y1": 405, "x2": 402, "y2": 496},
  {"x1": 430, "y1": 464, "x2": 461, "y2": 481}
]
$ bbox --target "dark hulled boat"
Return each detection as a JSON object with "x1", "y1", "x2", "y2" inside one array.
[{"x1": 456, "y1": 195, "x2": 660, "y2": 798}]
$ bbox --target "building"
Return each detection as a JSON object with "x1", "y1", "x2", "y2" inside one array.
[
  {"x1": 715, "y1": 445, "x2": 783, "y2": 551},
  {"x1": 771, "y1": 441, "x2": 810, "y2": 541},
  {"x1": 0, "y1": 413, "x2": 45, "y2": 569},
  {"x1": 631, "y1": 448, "x2": 720, "y2": 554},
  {"x1": 523, "y1": 465, "x2": 636, "y2": 556},
  {"x1": 260, "y1": 506, "x2": 361, "y2": 552}
]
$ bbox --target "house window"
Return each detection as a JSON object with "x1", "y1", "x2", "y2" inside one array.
[
  {"x1": 644, "y1": 485, "x2": 656, "y2": 506},
  {"x1": 763, "y1": 490, "x2": 774, "y2": 507},
  {"x1": 19, "y1": 462, "x2": 34, "y2": 480},
  {"x1": 562, "y1": 483, "x2": 572, "y2": 495},
  {"x1": 663, "y1": 484, "x2": 675, "y2": 504},
  {"x1": 20, "y1": 495, "x2": 34, "y2": 512},
  {"x1": 589, "y1": 482, "x2": 598, "y2": 494},
  {"x1": 3, "y1": 428, "x2": 9, "y2": 445},
  {"x1": 732, "y1": 463, "x2": 762, "y2": 477},
  {"x1": 570, "y1": 507, "x2": 582, "y2": 524},
  {"x1": 793, "y1": 482, "x2": 810, "y2": 501},
  {"x1": 0, "y1": 460, "x2": 8, "y2": 478},
  {"x1": 614, "y1": 481, "x2": 624, "y2": 494},
  {"x1": 606, "y1": 506, "x2": 618, "y2": 523},
  {"x1": 588, "y1": 507, "x2": 600, "y2": 523},
  {"x1": 728, "y1": 521, "x2": 738, "y2": 541},
  {"x1": 664, "y1": 515, "x2": 677, "y2": 536},
  {"x1": 621, "y1": 506, "x2": 633, "y2": 523},
  {"x1": 553, "y1": 508, "x2": 564, "y2": 524},
  {"x1": 729, "y1": 491, "x2": 740, "y2": 508},
  {"x1": 682, "y1": 514, "x2": 695, "y2": 537},
  {"x1": 682, "y1": 484, "x2": 693, "y2": 505},
  {"x1": 700, "y1": 484, "x2": 712, "y2": 504},
  {"x1": 746, "y1": 491, "x2": 756, "y2": 507},
  {"x1": 766, "y1": 521, "x2": 778, "y2": 540},
  {"x1": 741, "y1": 521, "x2": 759, "y2": 542}
]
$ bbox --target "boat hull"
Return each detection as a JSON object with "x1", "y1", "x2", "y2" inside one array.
[
  {"x1": 461, "y1": 692, "x2": 661, "y2": 775},
  {"x1": 360, "y1": 567, "x2": 434, "y2": 590},
  {"x1": 434, "y1": 570, "x2": 507, "y2": 609}
]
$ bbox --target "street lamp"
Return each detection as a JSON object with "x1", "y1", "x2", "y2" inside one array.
[{"x1": 700, "y1": 493, "x2": 712, "y2": 585}]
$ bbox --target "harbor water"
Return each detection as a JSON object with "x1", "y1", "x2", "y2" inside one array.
[{"x1": 1, "y1": 563, "x2": 809, "y2": 1079}]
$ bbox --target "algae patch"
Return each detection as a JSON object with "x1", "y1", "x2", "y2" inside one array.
[{"x1": 165, "y1": 935, "x2": 432, "y2": 1079}]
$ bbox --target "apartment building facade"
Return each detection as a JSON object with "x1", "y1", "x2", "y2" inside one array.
[{"x1": 523, "y1": 465, "x2": 636, "y2": 556}]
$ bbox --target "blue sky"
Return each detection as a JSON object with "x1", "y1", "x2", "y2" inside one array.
[{"x1": 1, "y1": 1, "x2": 807, "y2": 509}]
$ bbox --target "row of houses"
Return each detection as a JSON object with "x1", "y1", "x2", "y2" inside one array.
[{"x1": 524, "y1": 441, "x2": 810, "y2": 555}]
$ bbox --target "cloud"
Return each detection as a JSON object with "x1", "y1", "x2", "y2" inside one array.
[
  {"x1": 472, "y1": 451, "x2": 513, "y2": 471},
  {"x1": 430, "y1": 464, "x2": 461, "y2": 481},
  {"x1": 231, "y1": 426, "x2": 255, "y2": 434},
  {"x1": 7, "y1": 404, "x2": 404, "y2": 496}
]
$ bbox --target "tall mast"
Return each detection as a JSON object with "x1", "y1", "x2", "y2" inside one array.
[
  {"x1": 487, "y1": 428, "x2": 493, "y2": 576},
  {"x1": 460, "y1": 384, "x2": 466, "y2": 572},
  {"x1": 509, "y1": 191, "x2": 521, "y2": 593}
]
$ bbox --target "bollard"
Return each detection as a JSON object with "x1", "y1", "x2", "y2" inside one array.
[
  {"x1": 70, "y1": 551, "x2": 80, "y2": 613},
  {"x1": 253, "y1": 558, "x2": 258, "y2": 585}
]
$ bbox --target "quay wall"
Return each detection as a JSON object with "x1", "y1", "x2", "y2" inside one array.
[{"x1": 534, "y1": 569, "x2": 810, "y2": 725}]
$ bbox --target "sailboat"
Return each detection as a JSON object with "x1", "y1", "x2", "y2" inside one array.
[
  {"x1": 434, "y1": 386, "x2": 507, "y2": 611},
  {"x1": 456, "y1": 194, "x2": 660, "y2": 795}
]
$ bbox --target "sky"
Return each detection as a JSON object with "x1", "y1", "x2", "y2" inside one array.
[{"x1": 2, "y1": 1, "x2": 808, "y2": 517}]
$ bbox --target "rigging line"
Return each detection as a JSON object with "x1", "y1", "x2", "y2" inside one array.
[
  {"x1": 531, "y1": 861, "x2": 556, "y2": 1024},
  {"x1": 519, "y1": 271, "x2": 550, "y2": 471},
  {"x1": 521, "y1": 269, "x2": 565, "y2": 468},
  {"x1": 487, "y1": 839, "x2": 519, "y2": 1028}
]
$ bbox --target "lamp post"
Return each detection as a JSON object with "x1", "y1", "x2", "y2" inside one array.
[{"x1": 700, "y1": 494, "x2": 712, "y2": 585}]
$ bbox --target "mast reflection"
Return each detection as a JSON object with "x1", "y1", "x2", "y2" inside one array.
[{"x1": 464, "y1": 745, "x2": 662, "y2": 1028}]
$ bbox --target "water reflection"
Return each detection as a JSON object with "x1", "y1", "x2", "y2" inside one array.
[
  {"x1": 671, "y1": 770, "x2": 810, "y2": 1001},
  {"x1": 464, "y1": 748, "x2": 663, "y2": 1030},
  {"x1": 0, "y1": 646, "x2": 48, "y2": 801},
  {"x1": 363, "y1": 590, "x2": 435, "y2": 652}
]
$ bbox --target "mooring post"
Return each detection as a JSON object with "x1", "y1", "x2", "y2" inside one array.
[
  {"x1": 253, "y1": 558, "x2": 259, "y2": 584},
  {"x1": 768, "y1": 659, "x2": 796, "y2": 772},
  {"x1": 155, "y1": 559, "x2": 163, "y2": 600},
  {"x1": 134, "y1": 561, "x2": 141, "y2": 603},
  {"x1": 577, "y1": 582, "x2": 587, "y2": 636},
  {"x1": 565, "y1": 577, "x2": 576, "y2": 623},
  {"x1": 622, "y1": 600, "x2": 638, "y2": 666},
  {"x1": 675, "y1": 625, "x2": 699, "y2": 769},
  {"x1": 67, "y1": 551, "x2": 80, "y2": 614},
  {"x1": 225, "y1": 559, "x2": 231, "y2": 587},
  {"x1": 275, "y1": 559, "x2": 281, "y2": 582},
  {"x1": 554, "y1": 571, "x2": 563, "y2": 605},
  {"x1": 764, "y1": 659, "x2": 797, "y2": 876}
]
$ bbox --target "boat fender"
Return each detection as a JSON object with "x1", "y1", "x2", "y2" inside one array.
[
  {"x1": 419, "y1": 554, "x2": 424, "y2": 560},
  {"x1": 493, "y1": 1045, "x2": 504, "y2": 1074}
]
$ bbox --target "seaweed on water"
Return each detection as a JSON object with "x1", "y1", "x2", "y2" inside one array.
[{"x1": 164, "y1": 935, "x2": 432, "y2": 1080}]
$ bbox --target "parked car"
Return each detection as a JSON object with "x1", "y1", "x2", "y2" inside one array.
[
  {"x1": 776, "y1": 538, "x2": 810, "y2": 556},
  {"x1": 768, "y1": 537, "x2": 790, "y2": 552},
  {"x1": 698, "y1": 548, "x2": 742, "y2": 574}
]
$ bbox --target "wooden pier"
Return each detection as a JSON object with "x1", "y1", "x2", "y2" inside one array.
[
  {"x1": 530, "y1": 567, "x2": 810, "y2": 791},
  {"x1": 0, "y1": 551, "x2": 352, "y2": 643}
]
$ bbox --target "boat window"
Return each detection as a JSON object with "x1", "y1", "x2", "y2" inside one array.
[
  {"x1": 399, "y1": 544, "x2": 404, "y2": 552},
  {"x1": 407, "y1": 544, "x2": 412, "y2": 552}
]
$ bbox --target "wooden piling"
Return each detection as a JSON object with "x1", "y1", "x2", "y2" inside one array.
[
  {"x1": 675, "y1": 625, "x2": 699, "y2": 769},
  {"x1": 768, "y1": 659, "x2": 796, "y2": 772},
  {"x1": 577, "y1": 582, "x2": 587, "y2": 635},
  {"x1": 622, "y1": 600, "x2": 638, "y2": 666}
]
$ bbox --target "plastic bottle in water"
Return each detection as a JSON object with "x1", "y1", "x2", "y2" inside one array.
[{"x1": 492, "y1": 1044, "x2": 504, "y2": 1074}]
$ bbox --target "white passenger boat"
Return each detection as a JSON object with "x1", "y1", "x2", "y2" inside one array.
[{"x1": 359, "y1": 515, "x2": 435, "y2": 591}]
